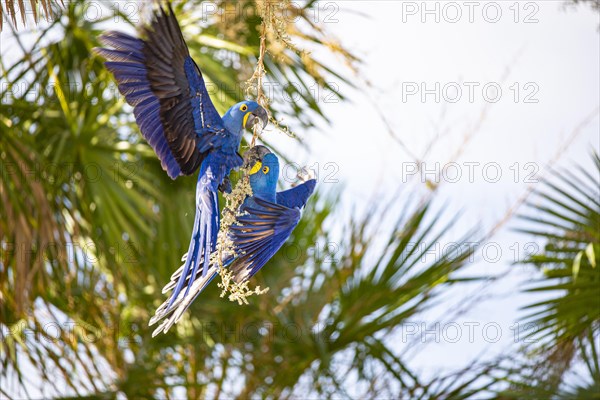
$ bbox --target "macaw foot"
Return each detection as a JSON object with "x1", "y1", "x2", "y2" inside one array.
[
  {"x1": 292, "y1": 167, "x2": 316, "y2": 187},
  {"x1": 218, "y1": 175, "x2": 232, "y2": 193}
]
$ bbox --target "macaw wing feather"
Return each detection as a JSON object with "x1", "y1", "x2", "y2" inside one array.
[
  {"x1": 149, "y1": 246, "x2": 237, "y2": 337},
  {"x1": 276, "y1": 179, "x2": 316, "y2": 209},
  {"x1": 95, "y1": 32, "x2": 181, "y2": 178},
  {"x1": 149, "y1": 259, "x2": 219, "y2": 336},
  {"x1": 143, "y1": 5, "x2": 227, "y2": 173},
  {"x1": 96, "y1": 5, "x2": 226, "y2": 178},
  {"x1": 228, "y1": 197, "x2": 301, "y2": 282},
  {"x1": 144, "y1": 4, "x2": 225, "y2": 174}
]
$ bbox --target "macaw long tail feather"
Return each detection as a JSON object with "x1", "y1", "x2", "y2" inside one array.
[
  {"x1": 163, "y1": 201, "x2": 211, "y2": 309},
  {"x1": 150, "y1": 265, "x2": 218, "y2": 337},
  {"x1": 151, "y1": 256, "x2": 235, "y2": 337},
  {"x1": 150, "y1": 157, "x2": 230, "y2": 334},
  {"x1": 164, "y1": 201, "x2": 202, "y2": 309},
  {"x1": 162, "y1": 161, "x2": 221, "y2": 309},
  {"x1": 184, "y1": 184, "x2": 218, "y2": 286},
  {"x1": 161, "y1": 252, "x2": 190, "y2": 294}
]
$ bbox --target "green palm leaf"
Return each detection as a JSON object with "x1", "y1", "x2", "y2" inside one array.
[{"x1": 502, "y1": 152, "x2": 600, "y2": 397}]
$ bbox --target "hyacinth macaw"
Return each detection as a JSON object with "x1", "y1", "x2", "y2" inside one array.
[
  {"x1": 150, "y1": 146, "x2": 316, "y2": 335},
  {"x1": 94, "y1": 5, "x2": 268, "y2": 311}
]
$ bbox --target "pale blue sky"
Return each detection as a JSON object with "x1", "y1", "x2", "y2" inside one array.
[{"x1": 267, "y1": 0, "x2": 600, "y2": 378}]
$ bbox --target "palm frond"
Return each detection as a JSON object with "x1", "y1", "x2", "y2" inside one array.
[
  {"x1": 0, "y1": 0, "x2": 62, "y2": 31},
  {"x1": 507, "y1": 151, "x2": 600, "y2": 395}
]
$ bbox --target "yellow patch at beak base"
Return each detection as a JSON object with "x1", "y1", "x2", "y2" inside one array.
[
  {"x1": 249, "y1": 161, "x2": 262, "y2": 175},
  {"x1": 242, "y1": 112, "x2": 250, "y2": 128}
]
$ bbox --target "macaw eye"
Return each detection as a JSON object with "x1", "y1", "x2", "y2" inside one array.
[
  {"x1": 240, "y1": 104, "x2": 248, "y2": 112},
  {"x1": 262, "y1": 166, "x2": 269, "y2": 174}
]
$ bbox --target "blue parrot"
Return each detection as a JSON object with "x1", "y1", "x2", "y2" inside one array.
[
  {"x1": 94, "y1": 5, "x2": 269, "y2": 311},
  {"x1": 150, "y1": 146, "x2": 316, "y2": 335}
]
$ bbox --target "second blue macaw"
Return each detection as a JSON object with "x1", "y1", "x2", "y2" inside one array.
[
  {"x1": 150, "y1": 146, "x2": 316, "y2": 335},
  {"x1": 95, "y1": 5, "x2": 269, "y2": 312}
]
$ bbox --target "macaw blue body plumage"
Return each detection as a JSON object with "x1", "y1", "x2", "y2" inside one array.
[
  {"x1": 95, "y1": 6, "x2": 268, "y2": 313},
  {"x1": 150, "y1": 146, "x2": 316, "y2": 335}
]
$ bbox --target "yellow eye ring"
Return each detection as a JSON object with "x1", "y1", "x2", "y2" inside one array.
[
  {"x1": 240, "y1": 104, "x2": 248, "y2": 112},
  {"x1": 262, "y1": 166, "x2": 269, "y2": 174}
]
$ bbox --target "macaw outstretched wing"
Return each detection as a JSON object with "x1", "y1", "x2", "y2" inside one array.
[
  {"x1": 276, "y1": 179, "x2": 316, "y2": 209},
  {"x1": 228, "y1": 197, "x2": 302, "y2": 283},
  {"x1": 95, "y1": 5, "x2": 226, "y2": 178}
]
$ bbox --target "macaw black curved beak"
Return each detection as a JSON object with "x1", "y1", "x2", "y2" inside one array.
[
  {"x1": 243, "y1": 145, "x2": 272, "y2": 168},
  {"x1": 244, "y1": 106, "x2": 269, "y2": 131}
]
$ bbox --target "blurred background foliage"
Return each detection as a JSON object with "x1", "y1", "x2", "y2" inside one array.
[{"x1": 0, "y1": 0, "x2": 598, "y2": 398}]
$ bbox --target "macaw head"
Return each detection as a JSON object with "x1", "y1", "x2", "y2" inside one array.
[
  {"x1": 245, "y1": 145, "x2": 279, "y2": 199},
  {"x1": 224, "y1": 100, "x2": 269, "y2": 134}
]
